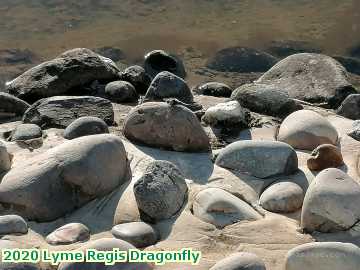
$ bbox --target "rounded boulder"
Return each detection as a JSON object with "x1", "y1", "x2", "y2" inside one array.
[
  {"x1": 307, "y1": 144, "x2": 344, "y2": 171},
  {"x1": 104, "y1": 80, "x2": 138, "y2": 103},
  {"x1": 210, "y1": 252, "x2": 266, "y2": 270},
  {"x1": 63, "y1": 116, "x2": 109, "y2": 140}
]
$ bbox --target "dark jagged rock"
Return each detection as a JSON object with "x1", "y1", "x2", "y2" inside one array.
[
  {"x1": 337, "y1": 94, "x2": 360, "y2": 120},
  {"x1": 192, "y1": 82, "x2": 232, "y2": 97},
  {"x1": 0, "y1": 92, "x2": 30, "y2": 116},
  {"x1": 118, "y1": 65, "x2": 151, "y2": 95}
]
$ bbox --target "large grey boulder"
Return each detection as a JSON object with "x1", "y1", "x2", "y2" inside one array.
[
  {"x1": 58, "y1": 238, "x2": 152, "y2": 270},
  {"x1": 0, "y1": 134, "x2": 130, "y2": 221},
  {"x1": 277, "y1": 110, "x2": 338, "y2": 150},
  {"x1": 23, "y1": 96, "x2": 114, "y2": 128},
  {"x1": 260, "y1": 182, "x2": 304, "y2": 213},
  {"x1": 286, "y1": 242, "x2": 360, "y2": 270},
  {"x1": 133, "y1": 160, "x2": 188, "y2": 223},
  {"x1": 143, "y1": 71, "x2": 193, "y2": 104},
  {"x1": 46, "y1": 223, "x2": 90, "y2": 245},
  {"x1": 123, "y1": 102, "x2": 210, "y2": 152},
  {"x1": 215, "y1": 140, "x2": 298, "y2": 178},
  {"x1": 0, "y1": 215, "x2": 28, "y2": 235},
  {"x1": 231, "y1": 83, "x2": 302, "y2": 117},
  {"x1": 0, "y1": 142, "x2": 12, "y2": 174},
  {"x1": 301, "y1": 168, "x2": 360, "y2": 233},
  {"x1": 337, "y1": 94, "x2": 360, "y2": 120},
  {"x1": 111, "y1": 222, "x2": 158, "y2": 248},
  {"x1": 9, "y1": 123, "x2": 42, "y2": 141},
  {"x1": 193, "y1": 188, "x2": 261, "y2": 228},
  {"x1": 144, "y1": 50, "x2": 186, "y2": 79},
  {"x1": 0, "y1": 92, "x2": 30, "y2": 116},
  {"x1": 256, "y1": 53, "x2": 356, "y2": 108},
  {"x1": 210, "y1": 252, "x2": 266, "y2": 270},
  {"x1": 5, "y1": 48, "x2": 120, "y2": 102},
  {"x1": 63, "y1": 116, "x2": 109, "y2": 140}
]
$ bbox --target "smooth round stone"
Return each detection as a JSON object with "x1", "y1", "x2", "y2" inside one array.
[
  {"x1": 301, "y1": 168, "x2": 360, "y2": 233},
  {"x1": 104, "y1": 80, "x2": 138, "y2": 103},
  {"x1": 46, "y1": 223, "x2": 90, "y2": 245},
  {"x1": 10, "y1": 123, "x2": 42, "y2": 141},
  {"x1": 0, "y1": 215, "x2": 28, "y2": 235},
  {"x1": 134, "y1": 160, "x2": 188, "y2": 223},
  {"x1": 193, "y1": 188, "x2": 262, "y2": 228},
  {"x1": 347, "y1": 120, "x2": 360, "y2": 141},
  {"x1": 215, "y1": 140, "x2": 298, "y2": 179},
  {"x1": 286, "y1": 242, "x2": 360, "y2": 270},
  {"x1": 202, "y1": 101, "x2": 248, "y2": 127},
  {"x1": 193, "y1": 82, "x2": 232, "y2": 97},
  {"x1": 63, "y1": 116, "x2": 109, "y2": 140},
  {"x1": 307, "y1": 144, "x2": 344, "y2": 171},
  {"x1": 260, "y1": 182, "x2": 304, "y2": 213},
  {"x1": 118, "y1": 65, "x2": 151, "y2": 95},
  {"x1": 210, "y1": 252, "x2": 266, "y2": 270},
  {"x1": 111, "y1": 222, "x2": 158, "y2": 248},
  {"x1": 0, "y1": 141, "x2": 12, "y2": 174},
  {"x1": 277, "y1": 110, "x2": 338, "y2": 150}
]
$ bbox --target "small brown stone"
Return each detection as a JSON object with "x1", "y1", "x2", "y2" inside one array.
[{"x1": 307, "y1": 144, "x2": 343, "y2": 171}]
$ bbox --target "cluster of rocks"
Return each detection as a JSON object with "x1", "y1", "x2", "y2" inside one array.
[{"x1": 1, "y1": 47, "x2": 360, "y2": 270}]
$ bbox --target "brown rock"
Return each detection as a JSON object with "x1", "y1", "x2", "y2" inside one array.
[{"x1": 307, "y1": 144, "x2": 344, "y2": 171}]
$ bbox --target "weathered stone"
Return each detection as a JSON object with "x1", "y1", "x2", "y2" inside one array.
[
  {"x1": 277, "y1": 110, "x2": 339, "y2": 150},
  {"x1": 9, "y1": 124, "x2": 42, "y2": 141},
  {"x1": 193, "y1": 188, "x2": 261, "y2": 228},
  {"x1": 286, "y1": 242, "x2": 360, "y2": 270},
  {"x1": 215, "y1": 140, "x2": 298, "y2": 178},
  {"x1": 0, "y1": 141, "x2": 12, "y2": 174},
  {"x1": 207, "y1": 46, "x2": 277, "y2": 72},
  {"x1": 123, "y1": 102, "x2": 210, "y2": 152},
  {"x1": 46, "y1": 223, "x2": 90, "y2": 245},
  {"x1": 256, "y1": 53, "x2": 356, "y2": 108},
  {"x1": 111, "y1": 222, "x2": 158, "y2": 248},
  {"x1": 333, "y1": 55, "x2": 360, "y2": 75},
  {"x1": 260, "y1": 182, "x2": 304, "y2": 213},
  {"x1": 63, "y1": 116, "x2": 109, "y2": 140},
  {"x1": 202, "y1": 101, "x2": 248, "y2": 127},
  {"x1": 143, "y1": 71, "x2": 193, "y2": 104},
  {"x1": 347, "y1": 120, "x2": 360, "y2": 141},
  {"x1": 6, "y1": 48, "x2": 120, "y2": 102},
  {"x1": 337, "y1": 94, "x2": 360, "y2": 120},
  {"x1": 104, "y1": 81, "x2": 138, "y2": 103},
  {"x1": 231, "y1": 83, "x2": 302, "y2": 117},
  {"x1": 193, "y1": 82, "x2": 232, "y2": 97},
  {"x1": 0, "y1": 92, "x2": 30, "y2": 116},
  {"x1": 307, "y1": 144, "x2": 344, "y2": 171},
  {"x1": 23, "y1": 96, "x2": 114, "y2": 128},
  {"x1": 118, "y1": 65, "x2": 151, "y2": 95},
  {"x1": 0, "y1": 134, "x2": 130, "y2": 221},
  {"x1": 133, "y1": 160, "x2": 188, "y2": 223},
  {"x1": 0, "y1": 215, "x2": 28, "y2": 235},
  {"x1": 210, "y1": 252, "x2": 266, "y2": 270},
  {"x1": 301, "y1": 168, "x2": 360, "y2": 233},
  {"x1": 144, "y1": 50, "x2": 186, "y2": 79}
]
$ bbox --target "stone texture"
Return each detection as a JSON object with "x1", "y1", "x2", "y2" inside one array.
[
  {"x1": 63, "y1": 116, "x2": 109, "y2": 140},
  {"x1": 0, "y1": 141, "x2": 12, "y2": 174},
  {"x1": 23, "y1": 96, "x2": 114, "y2": 128},
  {"x1": 123, "y1": 102, "x2": 210, "y2": 152},
  {"x1": 133, "y1": 160, "x2": 188, "y2": 223},
  {"x1": 0, "y1": 92, "x2": 30, "y2": 116},
  {"x1": 210, "y1": 252, "x2": 266, "y2": 270},
  {"x1": 277, "y1": 110, "x2": 339, "y2": 150},
  {"x1": 337, "y1": 94, "x2": 360, "y2": 120},
  {"x1": 46, "y1": 223, "x2": 90, "y2": 245},
  {"x1": 0, "y1": 215, "x2": 28, "y2": 235},
  {"x1": 9, "y1": 123, "x2": 42, "y2": 141},
  {"x1": 260, "y1": 182, "x2": 304, "y2": 213},
  {"x1": 193, "y1": 188, "x2": 262, "y2": 228},
  {"x1": 256, "y1": 53, "x2": 356, "y2": 108},
  {"x1": 301, "y1": 168, "x2": 360, "y2": 233},
  {"x1": 215, "y1": 140, "x2": 298, "y2": 178},
  {"x1": 347, "y1": 120, "x2": 360, "y2": 141},
  {"x1": 118, "y1": 65, "x2": 151, "y2": 95},
  {"x1": 193, "y1": 82, "x2": 232, "y2": 97},
  {"x1": 104, "y1": 81, "x2": 138, "y2": 103},
  {"x1": 307, "y1": 144, "x2": 344, "y2": 171}
]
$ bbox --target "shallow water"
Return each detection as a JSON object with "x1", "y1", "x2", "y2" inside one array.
[{"x1": 1, "y1": 0, "x2": 360, "y2": 59}]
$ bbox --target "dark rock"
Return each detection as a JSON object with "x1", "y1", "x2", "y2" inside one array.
[
  {"x1": 192, "y1": 82, "x2": 232, "y2": 97},
  {"x1": 123, "y1": 102, "x2": 210, "y2": 152},
  {"x1": 265, "y1": 40, "x2": 322, "y2": 58},
  {"x1": 63, "y1": 116, "x2": 109, "y2": 139},
  {"x1": 347, "y1": 120, "x2": 360, "y2": 141},
  {"x1": 118, "y1": 65, "x2": 151, "y2": 95},
  {"x1": 0, "y1": 92, "x2": 30, "y2": 116},
  {"x1": 144, "y1": 49, "x2": 186, "y2": 79},
  {"x1": 0, "y1": 49, "x2": 38, "y2": 65},
  {"x1": 0, "y1": 215, "x2": 28, "y2": 235},
  {"x1": 23, "y1": 96, "x2": 114, "y2": 128},
  {"x1": 104, "y1": 81, "x2": 138, "y2": 103},
  {"x1": 333, "y1": 56, "x2": 360, "y2": 75},
  {"x1": 348, "y1": 44, "x2": 360, "y2": 58},
  {"x1": 9, "y1": 124, "x2": 42, "y2": 141},
  {"x1": 307, "y1": 144, "x2": 344, "y2": 171},
  {"x1": 231, "y1": 83, "x2": 302, "y2": 117},
  {"x1": 337, "y1": 94, "x2": 360, "y2": 119},
  {"x1": 143, "y1": 71, "x2": 193, "y2": 104},
  {"x1": 256, "y1": 53, "x2": 356, "y2": 108},
  {"x1": 133, "y1": 160, "x2": 188, "y2": 223},
  {"x1": 93, "y1": 46, "x2": 125, "y2": 62},
  {"x1": 5, "y1": 48, "x2": 120, "y2": 102},
  {"x1": 206, "y1": 46, "x2": 278, "y2": 73}
]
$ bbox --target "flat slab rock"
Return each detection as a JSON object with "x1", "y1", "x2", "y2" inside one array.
[{"x1": 22, "y1": 96, "x2": 114, "y2": 128}]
